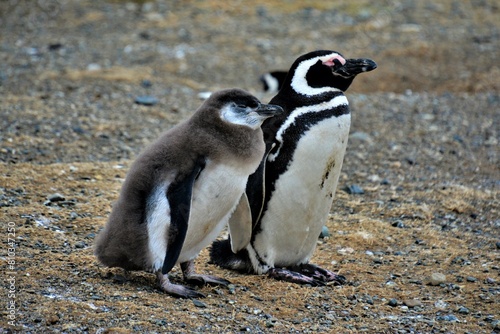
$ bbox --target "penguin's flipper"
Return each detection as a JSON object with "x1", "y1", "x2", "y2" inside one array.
[
  {"x1": 161, "y1": 157, "x2": 206, "y2": 275},
  {"x1": 228, "y1": 193, "x2": 252, "y2": 253},
  {"x1": 246, "y1": 143, "x2": 275, "y2": 226}
]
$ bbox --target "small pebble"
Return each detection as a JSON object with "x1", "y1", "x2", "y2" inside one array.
[
  {"x1": 74, "y1": 241, "x2": 86, "y2": 249},
  {"x1": 198, "y1": 91, "x2": 212, "y2": 100},
  {"x1": 319, "y1": 226, "x2": 330, "y2": 238},
  {"x1": 343, "y1": 184, "x2": 364, "y2": 194},
  {"x1": 457, "y1": 306, "x2": 469, "y2": 314},
  {"x1": 491, "y1": 320, "x2": 500, "y2": 330},
  {"x1": 391, "y1": 220, "x2": 405, "y2": 228},
  {"x1": 87, "y1": 63, "x2": 101, "y2": 71},
  {"x1": 485, "y1": 277, "x2": 496, "y2": 284},
  {"x1": 496, "y1": 241, "x2": 500, "y2": 249},
  {"x1": 134, "y1": 95, "x2": 158, "y2": 106},
  {"x1": 436, "y1": 314, "x2": 458, "y2": 322},
  {"x1": 466, "y1": 276, "x2": 477, "y2": 282},
  {"x1": 192, "y1": 299, "x2": 207, "y2": 308},
  {"x1": 388, "y1": 298, "x2": 398, "y2": 307},
  {"x1": 434, "y1": 300, "x2": 448, "y2": 309},
  {"x1": 403, "y1": 299, "x2": 422, "y2": 308},
  {"x1": 141, "y1": 79, "x2": 152, "y2": 88},
  {"x1": 428, "y1": 272, "x2": 446, "y2": 286},
  {"x1": 48, "y1": 193, "x2": 65, "y2": 202}
]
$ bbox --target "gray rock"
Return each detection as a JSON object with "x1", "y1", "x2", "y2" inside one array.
[
  {"x1": 428, "y1": 272, "x2": 446, "y2": 286},
  {"x1": 192, "y1": 299, "x2": 207, "y2": 308},
  {"x1": 74, "y1": 241, "x2": 86, "y2": 249},
  {"x1": 344, "y1": 184, "x2": 364, "y2": 195},
  {"x1": 319, "y1": 225, "x2": 330, "y2": 238},
  {"x1": 134, "y1": 95, "x2": 159, "y2": 106},
  {"x1": 436, "y1": 314, "x2": 459, "y2": 322}
]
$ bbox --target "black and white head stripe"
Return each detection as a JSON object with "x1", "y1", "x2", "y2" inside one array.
[
  {"x1": 290, "y1": 52, "x2": 346, "y2": 96},
  {"x1": 260, "y1": 71, "x2": 288, "y2": 94}
]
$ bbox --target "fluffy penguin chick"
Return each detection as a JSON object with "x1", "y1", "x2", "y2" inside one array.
[
  {"x1": 94, "y1": 89, "x2": 282, "y2": 298},
  {"x1": 210, "y1": 50, "x2": 377, "y2": 286}
]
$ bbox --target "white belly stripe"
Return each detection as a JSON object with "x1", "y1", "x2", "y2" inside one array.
[{"x1": 147, "y1": 185, "x2": 172, "y2": 271}]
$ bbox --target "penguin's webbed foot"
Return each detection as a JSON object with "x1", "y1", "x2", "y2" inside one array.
[
  {"x1": 184, "y1": 274, "x2": 231, "y2": 287},
  {"x1": 181, "y1": 261, "x2": 231, "y2": 287},
  {"x1": 156, "y1": 272, "x2": 205, "y2": 299},
  {"x1": 268, "y1": 267, "x2": 325, "y2": 286},
  {"x1": 293, "y1": 263, "x2": 347, "y2": 286}
]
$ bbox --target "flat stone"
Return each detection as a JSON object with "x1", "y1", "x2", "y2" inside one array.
[
  {"x1": 192, "y1": 299, "x2": 207, "y2": 308},
  {"x1": 403, "y1": 299, "x2": 422, "y2": 308},
  {"x1": 134, "y1": 95, "x2": 158, "y2": 106}
]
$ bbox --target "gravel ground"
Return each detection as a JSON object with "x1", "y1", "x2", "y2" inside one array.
[{"x1": 1, "y1": 0, "x2": 499, "y2": 333}]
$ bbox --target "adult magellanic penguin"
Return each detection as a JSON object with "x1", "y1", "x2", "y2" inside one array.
[
  {"x1": 210, "y1": 50, "x2": 377, "y2": 286},
  {"x1": 94, "y1": 89, "x2": 283, "y2": 298}
]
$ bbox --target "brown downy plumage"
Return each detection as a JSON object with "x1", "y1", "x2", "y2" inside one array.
[{"x1": 94, "y1": 88, "x2": 282, "y2": 298}]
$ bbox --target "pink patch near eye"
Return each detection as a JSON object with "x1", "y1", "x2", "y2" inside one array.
[{"x1": 322, "y1": 55, "x2": 346, "y2": 66}]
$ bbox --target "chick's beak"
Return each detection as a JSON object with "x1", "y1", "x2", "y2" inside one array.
[{"x1": 255, "y1": 103, "x2": 284, "y2": 117}]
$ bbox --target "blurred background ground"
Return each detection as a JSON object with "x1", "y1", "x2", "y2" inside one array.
[{"x1": 0, "y1": 0, "x2": 498, "y2": 333}]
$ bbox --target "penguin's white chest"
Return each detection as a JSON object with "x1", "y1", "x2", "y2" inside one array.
[
  {"x1": 255, "y1": 113, "x2": 350, "y2": 267},
  {"x1": 180, "y1": 162, "x2": 252, "y2": 261},
  {"x1": 147, "y1": 160, "x2": 254, "y2": 271}
]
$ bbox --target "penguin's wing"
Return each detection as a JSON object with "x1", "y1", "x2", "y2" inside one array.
[
  {"x1": 245, "y1": 142, "x2": 276, "y2": 228},
  {"x1": 161, "y1": 157, "x2": 206, "y2": 275},
  {"x1": 227, "y1": 193, "x2": 252, "y2": 253}
]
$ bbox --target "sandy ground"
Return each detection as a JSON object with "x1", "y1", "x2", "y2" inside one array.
[{"x1": 0, "y1": 0, "x2": 499, "y2": 333}]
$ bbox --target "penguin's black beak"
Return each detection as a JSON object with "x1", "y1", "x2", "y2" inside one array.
[
  {"x1": 334, "y1": 58, "x2": 377, "y2": 77},
  {"x1": 255, "y1": 103, "x2": 284, "y2": 117}
]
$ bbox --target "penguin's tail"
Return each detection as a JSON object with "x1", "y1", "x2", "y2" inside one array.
[{"x1": 209, "y1": 238, "x2": 254, "y2": 273}]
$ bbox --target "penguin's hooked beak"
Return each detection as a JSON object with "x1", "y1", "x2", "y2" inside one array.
[
  {"x1": 333, "y1": 58, "x2": 377, "y2": 77},
  {"x1": 255, "y1": 103, "x2": 284, "y2": 117}
]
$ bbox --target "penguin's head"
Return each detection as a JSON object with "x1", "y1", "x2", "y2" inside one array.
[
  {"x1": 216, "y1": 89, "x2": 283, "y2": 130},
  {"x1": 289, "y1": 50, "x2": 377, "y2": 94}
]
